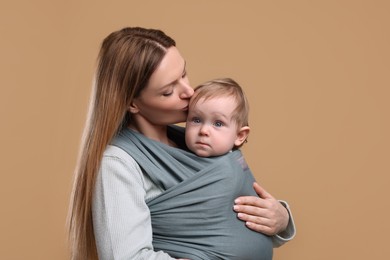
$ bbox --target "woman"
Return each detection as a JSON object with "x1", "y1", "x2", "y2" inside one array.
[{"x1": 68, "y1": 27, "x2": 295, "y2": 260}]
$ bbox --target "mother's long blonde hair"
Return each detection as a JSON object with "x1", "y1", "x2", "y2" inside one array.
[{"x1": 67, "y1": 27, "x2": 176, "y2": 260}]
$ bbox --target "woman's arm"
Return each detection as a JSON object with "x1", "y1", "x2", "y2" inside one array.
[
  {"x1": 233, "y1": 182, "x2": 296, "y2": 247},
  {"x1": 92, "y1": 145, "x2": 176, "y2": 260}
]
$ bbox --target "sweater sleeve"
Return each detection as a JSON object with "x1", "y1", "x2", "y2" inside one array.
[
  {"x1": 92, "y1": 146, "x2": 176, "y2": 260},
  {"x1": 272, "y1": 200, "x2": 296, "y2": 248}
]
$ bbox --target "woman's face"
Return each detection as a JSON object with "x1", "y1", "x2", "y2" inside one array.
[{"x1": 131, "y1": 47, "x2": 194, "y2": 126}]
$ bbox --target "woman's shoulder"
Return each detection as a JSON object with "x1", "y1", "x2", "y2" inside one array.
[
  {"x1": 104, "y1": 145, "x2": 136, "y2": 162},
  {"x1": 101, "y1": 145, "x2": 163, "y2": 198},
  {"x1": 102, "y1": 145, "x2": 142, "y2": 175}
]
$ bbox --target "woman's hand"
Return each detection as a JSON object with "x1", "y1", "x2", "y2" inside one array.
[{"x1": 233, "y1": 182, "x2": 289, "y2": 236}]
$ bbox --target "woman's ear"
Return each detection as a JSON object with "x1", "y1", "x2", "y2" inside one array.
[
  {"x1": 234, "y1": 126, "x2": 250, "y2": 147},
  {"x1": 128, "y1": 102, "x2": 139, "y2": 114}
]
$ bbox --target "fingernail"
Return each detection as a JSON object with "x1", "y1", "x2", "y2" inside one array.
[
  {"x1": 234, "y1": 199, "x2": 241, "y2": 204},
  {"x1": 237, "y1": 213, "x2": 243, "y2": 218},
  {"x1": 233, "y1": 205, "x2": 239, "y2": 211}
]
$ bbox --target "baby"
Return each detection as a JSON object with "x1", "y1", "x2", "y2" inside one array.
[{"x1": 185, "y1": 78, "x2": 250, "y2": 157}]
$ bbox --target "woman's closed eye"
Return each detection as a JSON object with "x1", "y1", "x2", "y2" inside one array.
[
  {"x1": 161, "y1": 86, "x2": 174, "y2": 97},
  {"x1": 162, "y1": 91, "x2": 173, "y2": 97}
]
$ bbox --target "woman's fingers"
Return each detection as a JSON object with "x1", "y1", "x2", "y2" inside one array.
[
  {"x1": 234, "y1": 182, "x2": 289, "y2": 235},
  {"x1": 253, "y1": 182, "x2": 274, "y2": 200}
]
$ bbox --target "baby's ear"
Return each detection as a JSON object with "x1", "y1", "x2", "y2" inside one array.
[{"x1": 234, "y1": 126, "x2": 250, "y2": 147}]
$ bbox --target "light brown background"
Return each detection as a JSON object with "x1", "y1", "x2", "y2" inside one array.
[{"x1": 1, "y1": 1, "x2": 389, "y2": 259}]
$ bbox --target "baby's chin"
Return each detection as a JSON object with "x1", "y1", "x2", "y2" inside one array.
[
  {"x1": 193, "y1": 149, "x2": 223, "y2": 158},
  {"x1": 194, "y1": 150, "x2": 211, "y2": 157}
]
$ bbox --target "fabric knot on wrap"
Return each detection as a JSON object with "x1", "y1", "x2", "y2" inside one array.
[{"x1": 111, "y1": 126, "x2": 273, "y2": 260}]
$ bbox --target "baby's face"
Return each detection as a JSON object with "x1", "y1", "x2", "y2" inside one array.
[{"x1": 185, "y1": 96, "x2": 240, "y2": 157}]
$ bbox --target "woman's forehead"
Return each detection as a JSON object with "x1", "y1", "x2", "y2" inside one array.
[{"x1": 147, "y1": 47, "x2": 186, "y2": 90}]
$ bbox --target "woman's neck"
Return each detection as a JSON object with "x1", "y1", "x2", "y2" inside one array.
[{"x1": 128, "y1": 118, "x2": 174, "y2": 147}]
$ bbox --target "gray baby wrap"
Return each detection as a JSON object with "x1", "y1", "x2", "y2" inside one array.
[{"x1": 112, "y1": 126, "x2": 273, "y2": 260}]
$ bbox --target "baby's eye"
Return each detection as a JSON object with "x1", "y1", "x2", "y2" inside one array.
[
  {"x1": 191, "y1": 117, "x2": 201, "y2": 124},
  {"x1": 214, "y1": 121, "x2": 224, "y2": 127}
]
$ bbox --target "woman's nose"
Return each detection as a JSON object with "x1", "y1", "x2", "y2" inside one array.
[{"x1": 179, "y1": 80, "x2": 194, "y2": 99}]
